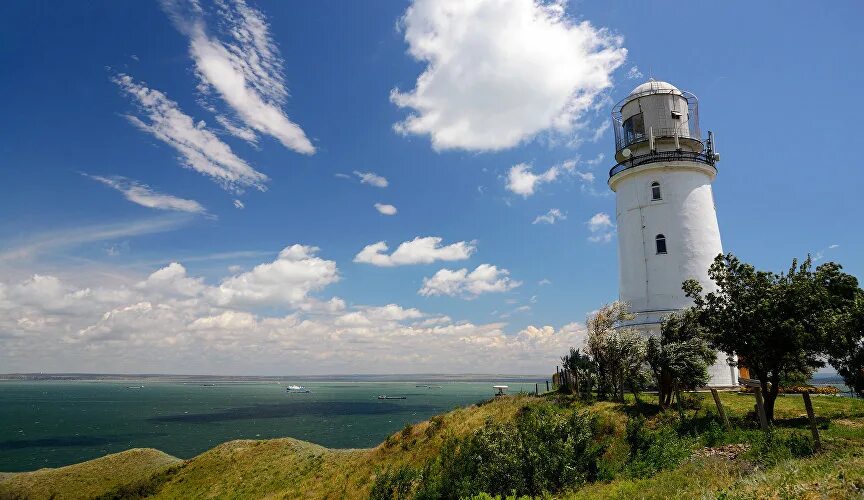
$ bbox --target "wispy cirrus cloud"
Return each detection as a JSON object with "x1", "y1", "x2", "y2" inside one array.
[
  {"x1": 86, "y1": 174, "x2": 209, "y2": 216},
  {"x1": 114, "y1": 74, "x2": 268, "y2": 192},
  {"x1": 533, "y1": 208, "x2": 566, "y2": 225},
  {"x1": 162, "y1": 0, "x2": 315, "y2": 154},
  {"x1": 353, "y1": 171, "x2": 388, "y2": 188},
  {"x1": 0, "y1": 216, "x2": 190, "y2": 263}
]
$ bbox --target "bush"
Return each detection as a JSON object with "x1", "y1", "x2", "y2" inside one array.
[
  {"x1": 625, "y1": 416, "x2": 694, "y2": 477},
  {"x1": 425, "y1": 416, "x2": 445, "y2": 438},
  {"x1": 370, "y1": 465, "x2": 420, "y2": 500},
  {"x1": 383, "y1": 434, "x2": 397, "y2": 448},
  {"x1": 401, "y1": 423, "x2": 413, "y2": 439},
  {"x1": 416, "y1": 404, "x2": 604, "y2": 498},
  {"x1": 746, "y1": 431, "x2": 814, "y2": 467}
]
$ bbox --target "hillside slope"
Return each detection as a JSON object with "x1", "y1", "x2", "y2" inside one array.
[
  {"x1": 1, "y1": 393, "x2": 863, "y2": 499},
  {"x1": 0, "y1": 448, "x2": 180, "y2": 500}
]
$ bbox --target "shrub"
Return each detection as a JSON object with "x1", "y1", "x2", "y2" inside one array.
[
  {"x1": 416, "y1": 404, "x2": 604, "y2": 498},
  {"x1": 625, "y1": 416, "x2": 694, "y2": 477},
  {"x1": 401, "y1": 423, "x2": 413, "y2": 439},
  {"x1": 383, "y1": 434, "x2": 397, "y2": 448},
  {"x1": 425, "y1": 415, "x2": 444, "y2": 438},
  {"x1": 745, "y1": 431, "x2": 814, "y2": 467},
  {"x1": 370, "y1": 465, "x2": 420, "y2": 500}
]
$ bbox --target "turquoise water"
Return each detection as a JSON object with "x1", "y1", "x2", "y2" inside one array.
[{"x1": 0, "y1": 379, "x2": 541, "y2": 472}]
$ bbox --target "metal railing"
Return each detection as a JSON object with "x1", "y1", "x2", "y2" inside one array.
[
  {"x1": 609, "y1": 150, "x2": 716, "y2": 178},
  {"x1": 614, "y1": 126, "x2": 702, "y2": 152},
  {"x1": 611, "y1": 89, "x2": 701, "y2": 152}
]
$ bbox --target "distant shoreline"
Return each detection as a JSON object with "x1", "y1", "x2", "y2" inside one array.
[{"x1": 0, "y1": 373, "x2": 549, "y2": 383}]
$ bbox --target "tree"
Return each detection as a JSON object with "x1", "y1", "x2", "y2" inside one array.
[
  {"x1": 827, "y1": 288, "x2": 864, "y2": 397},
  {"x1": 647, "y1": 309, "x2": 716, "y2": 408},
  {"x1": 684, "y1": 254, "x2": 854, "y2": 421},
  {"x1": 560, "y1": 347, "x2": 595, "y2": 399},
  {"x1": 585, "y1": 301, "x2": 649, "y2": 402}
]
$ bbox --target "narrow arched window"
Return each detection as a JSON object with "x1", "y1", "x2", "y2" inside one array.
[
  {"x1": 651, "y1": 182, "x2": 662, "y2": 201},
  {"x1": 655, "y1": 234, "x2": 667, "y2": 254}
]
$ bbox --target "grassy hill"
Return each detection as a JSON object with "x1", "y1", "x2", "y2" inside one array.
[
  {"x1": 1, "y1": 392, "x2": 863, "y2": 499},
  {"x1": 0, "y1": 448, "x2": 180, "y2": 499}
]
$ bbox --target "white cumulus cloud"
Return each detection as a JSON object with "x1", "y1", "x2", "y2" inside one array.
[
  {"x1": 209, "y1": 245, "x2": 339, "y2": 307},
  {"x1": 354, "y1": 236, "x2": 475, "y2": 267},
  {"x1": 0, "y1": 248, "x2": 588, "y2": 374},
  {"x1": 391, "y1": 0, "x2": 626, "y2": 151},
  {"x1": 374, "y1": 203, "x2": 397, "y2": 216},
  {"x1": 587, "y1": 212, "x2": 615, "y2": 243},
  {"x1": 506, "y1": 163, "x2": 559, "y2": 197},
  {"x1": 419, "y1": 264, "x2": 521, "y2": 299}
]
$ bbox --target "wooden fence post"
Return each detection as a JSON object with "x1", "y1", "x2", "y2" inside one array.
[
  {"x1": 535, "y1": 383, "x2": 539, "y2": 396},
  {"x1": 710, "y1": 388, "x2": 730, "y2": 429},
  {"x1": 802, "y1": 392, "x2": 821, "y2": 451},
  {"x1": 753, "y1": 386, "x2": 770, "y2": 432},
  {"x1": 546, "y1": 380, "x2": 550, "y2": 392}
]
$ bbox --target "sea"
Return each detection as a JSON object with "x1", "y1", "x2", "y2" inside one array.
[{"x1": 0, "y1": 376, "x2": 544, "y2": 472}]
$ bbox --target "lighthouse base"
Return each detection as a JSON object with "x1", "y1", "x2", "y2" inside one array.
[{"x1": 623, "y1": 317, "x2": 739, "y2": 388}]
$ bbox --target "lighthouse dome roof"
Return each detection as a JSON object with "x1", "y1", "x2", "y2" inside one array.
[{"x1": 628, "y1": 79, "x2": 681, "y2": 98}]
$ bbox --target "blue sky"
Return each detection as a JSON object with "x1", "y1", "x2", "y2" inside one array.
[{"x1": 0, "y1": 0, "x2": 861, "y2": 375}]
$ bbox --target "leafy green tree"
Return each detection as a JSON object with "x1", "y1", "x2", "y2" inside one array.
[
  {"x1": 586, "y1": 302, "x2": 649, "y2": 402},
  {"x1": 560, "y1": 347, "x2": 595, "y2": 399},
  {"x1": 647, "y1": 309, "x2": 716, "y2": 408},
  {"x1": 827, "y1": 288, "x2": 864, "y2": 397},
  {"x1": 684, "y1": 254, "x2": 855, "y2": 421}
]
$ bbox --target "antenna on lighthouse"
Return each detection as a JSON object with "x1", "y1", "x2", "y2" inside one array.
[{"x1": 708, "y1": 131, "x2": 720, "y2": 162}]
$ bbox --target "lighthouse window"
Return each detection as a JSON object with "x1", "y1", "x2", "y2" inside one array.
[
  {"x1": 655, "y1": 234, "x2": 667, "y2": 254},
  {"x1": 651, "y1": 182, "x2": 662, "y2": 200},
  {"x1": 622, "y1": 113, "x2": 645, "y2": 144}
]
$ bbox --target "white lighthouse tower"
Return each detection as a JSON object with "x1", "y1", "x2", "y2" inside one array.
[{"x1": 608, "y1": 79, "x2": 737, "y2": 387}]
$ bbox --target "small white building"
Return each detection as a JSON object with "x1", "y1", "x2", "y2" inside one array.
[{"x1": 608, "y1": 79, "x2": 738, "y2": 387}]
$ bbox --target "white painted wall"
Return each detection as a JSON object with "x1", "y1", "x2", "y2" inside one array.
[{"x1": 614, "y1": 164, "x2": 722, "y2": 310}]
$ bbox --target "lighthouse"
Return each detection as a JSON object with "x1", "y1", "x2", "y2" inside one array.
[{"x1": 608, "y1": 79, "x2": 737, "y2": 387}]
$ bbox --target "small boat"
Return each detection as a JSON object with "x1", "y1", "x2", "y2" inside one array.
[
  {"x1": 286, "y1": 385, "x2": 311, "y2": 393},
  {"x1": 377, "y1": 395, "x2": 406, "y2": 400},
  {"x1": 126, "y1": 385, "x2": 144, "y2": 389}
]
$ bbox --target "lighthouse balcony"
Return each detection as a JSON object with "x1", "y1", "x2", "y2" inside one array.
[
  {"x1": 614, "y1": 128, "x2": 703, "y2": 155},
  {"x1": 608, "y1": 149, "x2": 717, "y2": 180}
]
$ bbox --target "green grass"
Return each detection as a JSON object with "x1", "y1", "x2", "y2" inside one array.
[
  {"x1": 1, "y1": 392, "x2": 862, "y2": 499},
  {"x1": 0, "y1": 448, "x2": 181, "y2": 500}
]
